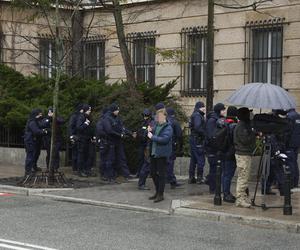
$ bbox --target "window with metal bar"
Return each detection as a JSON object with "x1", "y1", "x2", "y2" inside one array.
[
  {"x1": 39, "y1": 39, "x2": 57, "y2": 79},
  {"x1": 181, "y1": 26, "x2": 207, "y2": 96},
  {"x1": 246, "y1": 19, "x2": 284, "y2": 86},
  {"x1": 127, "y1": 32, "x2": 156, "y2": 86},
  {"x1": 83, "y1": 40, "x2": 105, "y2": 80}
]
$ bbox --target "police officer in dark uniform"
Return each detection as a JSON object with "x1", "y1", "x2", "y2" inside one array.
[
  {"x1": 24, "y1": 109, "x2": 48, "y2": 176},
  {"x1": 286, "y1": 108, "x2": 300, "y2": 188},
  {"x1": 205, "y1": 103, "x2": 226, "y2": 193},
  {"x1": 166, "y1": 107, "x2": 183, "y2": 189},
  {"x1": 42, "y1": 107, "x2": 65, "y2": 171},
  {"x1": 103, "y1": 103, "x2": 134, "y2": 182},
  {"x1": 96, "y1": 107, "x2": 109, "y2": 179},
  {"x1": 68, "y1": 104, "x2": 83, "y2": 173},
  {"x1": 189, "y1": 101, "x2": 206, "y2": 184},
  {"x1": 76, "y1": 104, "x2": 92, "y2": 177},
  {"x1": 137, "y1": 109, "x2": 154, "y2": 190}
]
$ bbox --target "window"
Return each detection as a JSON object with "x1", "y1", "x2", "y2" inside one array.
[
  {"x1": 181, "y1": 26, "x2": 207, "y2": 96},
  {"x1": 83, "y1": 39, "x2": 105, "y2": 80},
  {"x1": 246, "y1": 19, "x2": 284, "y2": 86},
  {"x1": 39, "y1": 39, "x2": 57, "y2": 79},
  {"x1": 128, "y1": 32, "x2": 156, "y2": 86}
]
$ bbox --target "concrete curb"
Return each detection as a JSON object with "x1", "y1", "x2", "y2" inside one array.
[
  {"x1": 0, "y1": 184, "x2": 74, "y2": 196},
  {"x1": 174, "y1": 207, "x2": 300, "y2": 234},
  {"x1": 32, "y1": 193, "x2": 171, "y2": 215}
]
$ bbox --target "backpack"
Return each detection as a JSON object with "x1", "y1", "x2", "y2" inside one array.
[{"x1": 208, "y1": 118, "x2": 230, "y2": 152}]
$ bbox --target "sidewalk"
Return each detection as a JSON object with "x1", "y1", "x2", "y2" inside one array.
[{"x1": 0, "y1": 163, "x2": 300, "y2": 233}]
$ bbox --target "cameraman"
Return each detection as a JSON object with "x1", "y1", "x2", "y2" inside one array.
[{"x1": 234, "y1": 108, "x2": 256, "y2": 208}]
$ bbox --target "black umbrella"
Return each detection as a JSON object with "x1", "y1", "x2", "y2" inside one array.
[{"x1": 226, "y1": 82, "x2": 296, "y2": 110}]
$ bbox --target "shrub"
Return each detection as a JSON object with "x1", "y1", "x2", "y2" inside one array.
[{"x1": 0, "y1": 64, "x2": 188, "y2": 172}]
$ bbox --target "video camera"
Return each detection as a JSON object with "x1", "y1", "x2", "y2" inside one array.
[{"x1": 251, "y1": 113, "x2": 292, "y2": 135}]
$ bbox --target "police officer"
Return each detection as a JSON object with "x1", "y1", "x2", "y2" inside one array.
[
  {"x1": 166, "y1": 107, "x2": 183, "y2": 189},
  {"x1": 42, "y1": 107, "x2": 65, "y2": 171},
  {"x1": 205, "y1": 103, "x2": 226, "y2": 193},
  {"x1": 189, "y1": 101, "x2": 206, "y2": 184},
  {"x1": 223, "y1": 106, "x2": 238, "y2": 202},
  {"x1": 286, "y1": 108, "x2": 300, "y2": 188},
  {"x1": 103, "y1": 103, "x2": 134, "y2": 182},
  {"x1": 68, "y1": 104, "x2": 83, "y2": 173},
  {"x1": 76, "y1": 104, "x2": 92, "y2": 177},
  {"x1": 137, "y1": 109, "x2": 154, "y2": 190},
  {"x1": 24, "y1": 109, "x2": 48, "y2": 176},
  {"x1": 96, "y1": 107, "x2": 109, "y2": 180}
]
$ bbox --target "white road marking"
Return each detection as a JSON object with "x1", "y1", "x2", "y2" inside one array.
[
  {"x1": 0, "y1": 239, "x2": 58, "y2": 250},
  {"x1": 0, "y1": 243, "x2": 31, "y2": 250}
]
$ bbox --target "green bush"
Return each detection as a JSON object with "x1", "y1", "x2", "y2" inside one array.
[{"x1": 0, "y1": 64, "x2": 188, "y2": 172}]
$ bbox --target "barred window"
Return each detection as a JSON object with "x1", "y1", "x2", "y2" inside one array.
[
  {"x1": 128, "y1": 31, "x2": 156, "y2": 86},
  {"x1": 83, "y1": 38, "x2": 105, "y2": 80},
  {"x1": 245, "y1": 19, "x2": 284, "y2": 86},
  {"x1": 39, "y1": 39, "x2": 57, "y2": 79},
  {"x1": 181, "y1": 26, "x2": 207, "y2": 96}
]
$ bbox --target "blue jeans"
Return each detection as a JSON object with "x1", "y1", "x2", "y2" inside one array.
[
  {"x1": 222, "y1": 160, "x2": 236, "y2": 195},
  {"x1": 189, "y1": 137, "x2": 205, "y2": 179},
  {"x1": 138, "y1": 158, "x2": 150, "y2": 187}
]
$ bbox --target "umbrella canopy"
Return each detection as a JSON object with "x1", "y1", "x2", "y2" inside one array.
[{"x1": 226, "y1": 83, "x2": 296, "y2": 110}]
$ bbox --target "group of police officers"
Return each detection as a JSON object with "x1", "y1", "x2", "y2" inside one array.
[{"x1": 23, "y1": 100, "x2": 300, "y2": 207}]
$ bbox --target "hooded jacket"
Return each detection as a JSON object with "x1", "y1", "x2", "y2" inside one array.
[{"x1": 24, "y1": 109, "x2": 45, "y2": 144}]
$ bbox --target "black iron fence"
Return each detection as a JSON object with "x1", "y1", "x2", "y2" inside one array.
[{"x1": 0, "y1": 126, "x2": 25, "y2": 148}]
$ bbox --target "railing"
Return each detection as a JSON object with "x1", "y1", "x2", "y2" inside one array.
[{"x1": 0, "y1": 126, "x2": 25, "y2": 148}]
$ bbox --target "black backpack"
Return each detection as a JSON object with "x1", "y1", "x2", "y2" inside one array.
[{"x1": 208, "y1": 118, "x2": 230, "y2": 152}]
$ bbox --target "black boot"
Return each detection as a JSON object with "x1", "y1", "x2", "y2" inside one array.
[
  {"x1": 154, "y1": 194, "x2": 164, "y2": 203},
  {"x1": 223, "y1": 193, "x2": 236, "y2": 203},
  {"x1": 149, "y1": 193, "x2": 157, "y2": 200},
  {"x1": 188, "y1": 177, "x2": 196, "y2": 184}
]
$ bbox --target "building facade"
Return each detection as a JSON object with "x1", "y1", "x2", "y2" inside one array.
[{"x1": 0, "y1": 0, "x2": 300, "y2": 112}]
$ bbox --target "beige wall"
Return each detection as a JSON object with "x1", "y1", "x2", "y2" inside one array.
[{"x1": 1, "y1": 0, "x2": 300, "y2": 114}]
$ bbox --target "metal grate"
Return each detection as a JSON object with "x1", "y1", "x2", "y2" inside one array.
[
  {"x1": 180, "y1": 26, "x2": 207, "y2": 97},
  {"x1": 245, "y1": 18, "x2": 285, "y2": 86},
  {"x1": 127, "y1": 31, "x2": 157, "y2": 86},
  {"x1": 83, "y1": 36, "x2": 106, "y2": 80}
]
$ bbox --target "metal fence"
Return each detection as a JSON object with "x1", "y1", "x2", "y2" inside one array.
[{"x1": 0, "y1": 126, "x2": 25, "y2": 148}]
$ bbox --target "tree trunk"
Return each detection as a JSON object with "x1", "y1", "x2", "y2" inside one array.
[
  {"x1": 112, "y1": 0, "x2": 136, "y2": 88},
  {"x1": 206, "y1": 0, "x2": 214, "y2": 112},
  {"x1": 49, "y1": 0, "x2": 62, "y2": 181}
]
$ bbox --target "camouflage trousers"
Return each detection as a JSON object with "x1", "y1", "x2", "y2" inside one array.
[{"x1": 235, "y1": 154, "x2": 252, "y2": 202}]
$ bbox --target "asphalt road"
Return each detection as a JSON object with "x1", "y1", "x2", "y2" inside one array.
[{"x1": 0, "y1": 194, "x2": 299, "y2": 250}]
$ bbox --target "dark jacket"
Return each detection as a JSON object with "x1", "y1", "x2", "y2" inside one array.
[
  {"x1": 76, "y1": 113, "x2": 91, "y2": 140},
  {"x1": 287, "y1": 109, "x2": 300, "y2": 148},
  {"x1": 168, "y1": 116, "x2": 183, "y2": 153},
  {"x1": 234, "y1": 121, "x2": 256, "y2": 155},
  {"x1": 68, "y1": 112, "x2": 80, "y2": 137},
  {"x1": 103, "y1": 112, "x2": 132, "y2": 144},
  {"x1": 24, "y1": 109, "x2": 45, "y2": 145},
  {"x1": 190, "y1": 110, "x2": 206, "y2": 138},
  {"x1": 205, "y1": 111, "x2": 220, "y2": 153},
  {"x1": 150, "y1": 122, "x2": 173, "y2": 158},
  {"x1": 224, "y1": 117, "x2": 238, "y2": 160},
  {"x1": 137, "y1": 117, "x2": 154, "y2": 147}
]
